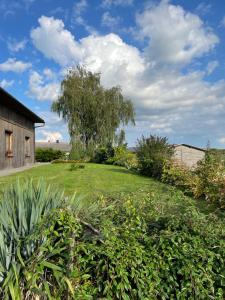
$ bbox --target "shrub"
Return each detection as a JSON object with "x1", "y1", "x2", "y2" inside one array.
[
  {"x1": 162, "y1": 161, "x2": 196, "y2": 195},
  {"x1": 93, "y1": 143, "x2": 115, "y2": 163},
  {"x1": 136, "y1": 135, "x2": 174, "y2": 179},
  {"x1": 69, "y1": 163, "x2": 85, "y2": 171},
  {"x1": 73, "y1": 195, "x2": 225, "y2": 299},
  {"x1": 35, "y1": 147, "x2": 64, "y2": 162},
  {"x1": 107, "y1": 146, "x2": 138, "y2": 170},
  {"x1": 193, "y1": 152, "x2": 225, "y2": 206}
]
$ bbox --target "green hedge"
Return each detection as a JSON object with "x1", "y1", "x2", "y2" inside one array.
[{"x1": 35, "y1": 147, "x2": 64, "y2": 162}]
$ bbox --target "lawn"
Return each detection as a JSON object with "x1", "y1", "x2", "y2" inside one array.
[
  {"x1": 0, "y1": 162, "x2": 215, "y2": 214},
  {"x1": 0, "y1": 163, "x2": 154, "y2": 197},
  {"x1": 0, "y1": 163, "x2": 220, "y2": 216}
]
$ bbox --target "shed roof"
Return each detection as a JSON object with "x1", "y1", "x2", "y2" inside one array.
[
  {"x1": 0, "y1": 87, "x2": 44, "y2": 123},
  {"x1": 36, "y1": 142, "x2": 71, "y2": 152},
  {"x1": 174, "y1": 144, "x2": 206, "y2": 152}
]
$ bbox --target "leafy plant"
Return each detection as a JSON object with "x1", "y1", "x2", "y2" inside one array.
[
  {"x1": 69, "y1": 163, "x2": 85, "y2": 171},
  {"x1": 35, "y1": 148, "x2": 64, "y2": 162},
  {"x1": 136, "y1": 135, "x2": 174, "y2": 179},
  {"x1": 0, "y1": 179, "x2": 64, "y2": 298},
  {"x1": 93, "y1": 143, "x2": 115, "y2": 164}
]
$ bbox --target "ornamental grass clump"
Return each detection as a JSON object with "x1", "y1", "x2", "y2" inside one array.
[{"x1": 0, "y1": 179, "x2": 64, "y2": 298}]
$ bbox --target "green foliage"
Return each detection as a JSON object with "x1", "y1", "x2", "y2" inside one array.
[
  {"x1": 69, "y1": 140, "x2": 87, "y2": 161},
  {"x1": 1, "y1": 173, "x2": 225, "y2": 298},
  {"x1": 72, "y1": 194, "x2": 225, "y2": 299},
  {"x1": 52, "y1": 66, "x2": 135, "y2": 154},
  {"x1": 162, "y1": 152, "x2": 225, "y2": 208},
  {"x1": 162, "y1": 161, "x2": 195, "y2": 195},
  {"x1": 93, "y1": 143, "x2": 115, "y2": 164},
  {"x1": 136, "y1": 135, "x2": 174, "y2": 179},
  {"x1": 0, "y1": 179, "x2": 64, "y2": 298},
  {"x1": 35, "y1": 147, "x2": 64, "y2": 162},
  {"x1": 194, "y1": 152, "x2": 225, "y2": 205},
  {"x1": 107, "y1": 146, "x2": 138, "y2": 170},
  {"x1": 69, "y1": 163, "x2": 85, "y2": 171}
]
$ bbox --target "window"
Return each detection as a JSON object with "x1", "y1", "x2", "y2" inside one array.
[
  {"x1": 5, "y1": 130, "x2": 13, "y2": 157},
  {"x1": 25, "y1": 136, "x2": 31, "y2": 157}
]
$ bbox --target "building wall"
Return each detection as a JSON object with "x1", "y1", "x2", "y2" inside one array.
[
  {"x1": 173, "y1": 145, "x2": 205, "y2": 168},
  {"x1": 0, "y1": 104, "x2": 35, "y2": 169}
]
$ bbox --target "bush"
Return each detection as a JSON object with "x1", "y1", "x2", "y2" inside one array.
[
  {"x1": 2, "y1": 182, "x2": 225, "y2": 298},
  {"x1": 162, "y1": 161, "x2": 196, "y2": 195},
  {"x1": 72, "y1": 195, "x2": 225, "y2": 299},
  {"x1": 93, "y1": 143, "x2": 115, "y2": 163},
  {"x1": 194, "y1": 152, "x2": 225, "y2": 206},
  {"x1": 69, "y1": 163, "x2": 85, "y2": 171},
  {"x1": 162, "y1": 152, "x2": 225, "y2": 208},
  {"x1": 35, "y1": 147, "x2": 64, "y2": 162},
  {"x1": 106, "y1": 146, "x2": 138, "y2": 170},
  {"x1": 136, "y1": 135, "x2": 174, "y2": 179}
]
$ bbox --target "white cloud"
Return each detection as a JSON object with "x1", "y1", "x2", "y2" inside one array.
[
  {"x1": 74, "y1": 0, "x2": 87, "y2": 15},
  {"x1": 221, "y1": 16, "x2": 225, "y2": 27},
  {"x1": 136, "y1": 0, "x2": 218, "y2": 65},
  {"x1": 7, "y1": 38, "x2": 27, "y2": 52},
  {"x1": 31, "y1": 13, "x2": 225, "y2": 147},
  {"x1": 206, "y1": 60, "x2": 218, "y2": 75},
  {"x1": 72, "y1": 0, "x2": 98, "y2": 35},
  {"x1": 36, "y1": 130, "x2": 62, "y2": 142},
  {"x1": 31, "y1": 16, "x2": 82, "y2": 66},
  {"x1": 43, "y1": 68, "x2": 55, "y2": 79},
  {"x1": 28, "y1": 70, "x2": 60, "y2": 101},
  {"x1": 101, "y1": 12, "x2": 120, "y2": 28},
  {"x1": 101, "y1": 0, "x2": 133, "y2": 7},
  {"x1": 195, "y1": 2, "x2": 212, "y2": 15},
  {"x1": 0, "y1": 58, "x2": 31, "y2": 73},
  {"x1": 218, "y1": 137, "x2": 225, "y2": 145},
  {"x1": 0, "y1": 79, "x2": 14, "y2": 88}
]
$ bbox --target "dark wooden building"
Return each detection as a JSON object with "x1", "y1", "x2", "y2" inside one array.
[{"x1": 0, "y1": 87, "x2": 44, "y2": 170}]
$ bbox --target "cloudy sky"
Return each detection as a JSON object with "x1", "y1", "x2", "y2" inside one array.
[{"x1": 0, "y1": 0, "x2": 225, "y2": 147}]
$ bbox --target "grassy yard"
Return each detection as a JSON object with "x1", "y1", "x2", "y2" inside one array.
[
  {"x1": 0, "y1": 162, "x2": 217, "y2": 214},
  {"x1": 0, "y1": 163, "x2": 154, "y2": 197}
]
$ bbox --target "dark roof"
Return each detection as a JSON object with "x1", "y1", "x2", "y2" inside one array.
[
  {"x1": 174, "y1": 144, "x2": 206, "y2": 152},
  {"x1": 36, "y1": 142, "x2": 71, "y2": 152},
  {"x1": 0, "y1": 87, "x2": 44, "y2": 123}
]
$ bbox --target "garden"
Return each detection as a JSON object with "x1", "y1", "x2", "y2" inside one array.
[{"x1": 1, "y1": 67, "x2": 225, "y2": 298}]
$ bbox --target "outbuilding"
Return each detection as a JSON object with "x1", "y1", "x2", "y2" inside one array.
[
  {"x1": 0, "y1": 87, "x2": 44, "y2": 169},
  {"x1": 173, "y1": 144, "x2": 205, "y2": 168}
]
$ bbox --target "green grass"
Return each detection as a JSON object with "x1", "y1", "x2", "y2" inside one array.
[
  {"x1": 0, "y1": 162, "x2": 220, "y2": 215},
  {"x1": 0, "y1": 163, "x2": 154, "y2": 197}
]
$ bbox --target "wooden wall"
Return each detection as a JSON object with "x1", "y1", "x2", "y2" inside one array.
[
  {"x1": 0, "y1": 104, "x2": 35, "y2": 169},
  {"x1": 173, "y1": 145, "x2": 205, "y2": 168}
]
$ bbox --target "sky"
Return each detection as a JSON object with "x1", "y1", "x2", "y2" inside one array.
[{"x1": 0, "y1": 0, "x2": 225, "y2": 148}]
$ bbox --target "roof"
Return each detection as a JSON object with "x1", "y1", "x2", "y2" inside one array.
[
  {"x1": 36, "y1": 142, "x2": 71, "y2": 152},
  {"x1": 174, "y1": 144, "x2": 206, "y2": 152},
  {"x1": 0, "y1": 87, "x2": 44, "y2": 123}
]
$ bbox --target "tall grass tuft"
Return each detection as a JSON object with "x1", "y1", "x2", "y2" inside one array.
[{"x1": 0, "y1": 179, "x2": 64, "y2": 298}]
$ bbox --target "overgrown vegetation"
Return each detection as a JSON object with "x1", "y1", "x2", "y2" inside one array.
[
  {"x1": 162, "y1": 150, "x2": 225, "y2": 208},
  {"x1": 1, "y1": 179, "x2": 225, "y2": 299},
  {"x1": 35, "y1": 148, "x2": 64, "y2": 162},
  {"x1": 136, "y1": 135, "x2": 174, "y2": 179}
]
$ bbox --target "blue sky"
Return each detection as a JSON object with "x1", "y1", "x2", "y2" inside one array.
[{"x1": 1, "y1": 0, "x2": 225, "y2": 148}]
